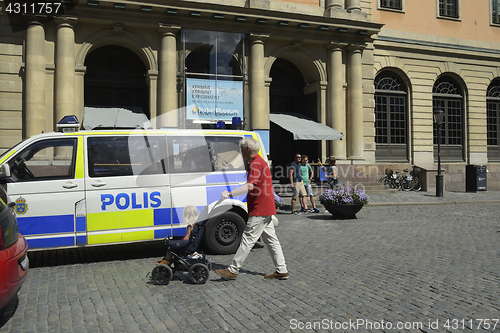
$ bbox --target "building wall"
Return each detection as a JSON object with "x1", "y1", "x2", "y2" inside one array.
[
  {"x1": 372, "y1": 0, "x2": 500, "y2": 190},
  {"x1": 373, "y1": 0, "x2": 500, "y2": 44},
  {"x1": 0, "y1": 14, "x2": 23, "y2": 150}
]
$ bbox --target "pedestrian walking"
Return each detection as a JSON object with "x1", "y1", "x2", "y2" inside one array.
[
  {"x1": 215, "y1": 137, "x2": 289, "y2": 280},
  {"x1": 300, "y1": 155, "x2": 319, "y2": 213},
  {"x1": 289, "y1": 153, "x2": 307, "y2": 215}
]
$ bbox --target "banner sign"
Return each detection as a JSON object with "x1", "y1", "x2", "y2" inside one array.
[{"x1": 186, "y1": 78, "x2": 243, "y2": 121}]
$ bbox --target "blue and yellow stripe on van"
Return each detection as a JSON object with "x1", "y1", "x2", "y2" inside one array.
[
  {"x1": 19, "y1": 214, "x2": 76, "y2": 248},
  {"x1": 85, "y1": 207, "x2": 173, "y2": 245}
]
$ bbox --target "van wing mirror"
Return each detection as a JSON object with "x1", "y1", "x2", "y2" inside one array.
[{"x1": 0, "y1": 164, "x2": 11, "y2": 178}]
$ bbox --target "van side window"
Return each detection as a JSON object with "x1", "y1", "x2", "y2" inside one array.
[
  {"x1": 169, "y1": 137, "x2": 212, "y2": 173},
  {"x1": 8, "y1": 138, "x2": 77, "y2": 182},
  {"x1": 168, "y1": 136, "x2": 245, "y2": 173},
  {"x1": 88, "y1": 136, "x2": 167, "y2": 177},
  {"x1": 208, "y1": 137, "x2": 245, "y2": 171}
]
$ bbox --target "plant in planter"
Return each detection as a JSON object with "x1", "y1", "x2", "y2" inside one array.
[
  {"x1": 274, "y1": 191, "x2": 284, "y2": 209},
  {"x1": 319, "y1": 187, "x2": 369, "y2": 219}
]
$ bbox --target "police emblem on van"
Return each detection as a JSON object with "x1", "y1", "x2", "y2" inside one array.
[{"x1": 15, "y1": 196, "x2": 28, "y2": 215}]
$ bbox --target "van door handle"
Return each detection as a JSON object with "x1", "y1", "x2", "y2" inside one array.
[
  {"x1": 91, "y1": 181, "x2": 106, "y2": 187},
  {"x1": 62, "y1": 182, "x2": 78, "y2": 189}
]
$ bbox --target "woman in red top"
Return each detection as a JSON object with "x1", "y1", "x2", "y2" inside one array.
[{"x1": 215, "y1": 137, "x2": 288, "y2": 280}]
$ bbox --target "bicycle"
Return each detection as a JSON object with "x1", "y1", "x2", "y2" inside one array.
[
  {"x1": 400, "y1": 166, "x2": 422, "y2": 191},
  {"x1": 379, "y1": 165, "x2": 400, "y2": 189}
]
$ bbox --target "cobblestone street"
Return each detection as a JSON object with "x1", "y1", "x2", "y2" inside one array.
[{"x1": 1, "y1": 193, "x2": 500, "y2": 332}]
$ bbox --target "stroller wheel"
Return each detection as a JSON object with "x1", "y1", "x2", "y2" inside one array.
[
  {"x1": 152, "y1": 264, "x2": 173, "y2": 285},
  {"x1": 188, "y1": 263, "x2": 210, "y2": 284}
]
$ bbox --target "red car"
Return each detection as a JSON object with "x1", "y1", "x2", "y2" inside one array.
[{"x1": 0, "y1": 185, "x2": 29, "y2": 309}]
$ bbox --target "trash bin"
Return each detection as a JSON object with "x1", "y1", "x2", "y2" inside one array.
[{"x1": 465, "y1": 165, "x2": 487, "y2": 192}]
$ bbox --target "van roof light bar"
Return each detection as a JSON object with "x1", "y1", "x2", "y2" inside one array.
[{"x1": 57, "y1": 115, "x2": 80, "y2": 133}]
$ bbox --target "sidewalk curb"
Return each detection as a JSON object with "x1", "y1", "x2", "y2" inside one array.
[
  {"x1": 307, "y1": 200, "x2": 500, "y2": 209},
  {"x1": 366, "y1": 200, "x2": 500, "y2": 206},
  {"x1": 367, "y1": 200, "x2": 500, "y2": 206}
]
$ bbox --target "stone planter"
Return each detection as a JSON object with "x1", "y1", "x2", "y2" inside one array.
[{"x1": 323, "y1": 203, "x2": 363, "y2": 219}]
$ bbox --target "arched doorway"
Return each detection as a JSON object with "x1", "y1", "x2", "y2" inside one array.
[
  {"x1": 269, "y1": 58, "x2": 316, "y2": 182},
  {"x1": 84, "y1": 45, "x2": 149, "y2": 117}
]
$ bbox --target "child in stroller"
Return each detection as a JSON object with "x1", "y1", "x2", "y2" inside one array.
[{"x1": 151, "y1": 205, "x2": 212, "y2": 285}]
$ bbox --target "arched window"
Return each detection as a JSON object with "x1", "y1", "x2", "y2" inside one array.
[
  {"x1": 374, "y1": 71, "x2": 408, "y2": 162},
  {"x1": 432, "y1": 76, "x2": 464, "y2": 162},
  {"x1": 487, "y1": 79, "x2": 500, "y2": 161}
]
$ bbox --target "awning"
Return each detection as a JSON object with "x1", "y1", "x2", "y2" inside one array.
[
  {"x1": 270, "y1": 113, "x2": 344, "y2": 140},
  {"x1": 82, "y1": 106, "x2": 153, "y2": 130}
]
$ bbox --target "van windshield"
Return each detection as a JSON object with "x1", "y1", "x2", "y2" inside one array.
[{"x1": 0, "y1": 137, "x2": 29, "y2": 161}]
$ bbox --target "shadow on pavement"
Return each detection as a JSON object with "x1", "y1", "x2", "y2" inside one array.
[
  {"x1": 27, "y1": 240, "x2": 166, "y2": 268},
  {"x1": 0, "y1": 295, "x2": 18, "y2": 329},
  {"x1": 209, "y1": 262, "x2": 265, "y2": 282}
]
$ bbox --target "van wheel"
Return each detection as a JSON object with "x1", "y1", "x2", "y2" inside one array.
[{"x1": 203, "y1": 212, "x2": 246, "y2": 255}]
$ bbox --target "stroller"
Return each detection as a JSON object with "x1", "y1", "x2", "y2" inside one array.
[{"x1": 150, "y1": 199, "x2": 224, "y2": 285}]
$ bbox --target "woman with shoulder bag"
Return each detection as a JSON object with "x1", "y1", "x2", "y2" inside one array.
[{"x1": 318, "y1": 157, "x2": 339, "y2": 189}]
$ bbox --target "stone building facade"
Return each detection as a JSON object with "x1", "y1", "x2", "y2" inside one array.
[
  {"x1": 372, "y1": 0, "x2": 500, "y2": 190},
  {"x1": 1, "y1": 0, "x2": 499, "y2": 190}
]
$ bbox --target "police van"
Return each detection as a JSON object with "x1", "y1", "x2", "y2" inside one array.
[{"x1": 0, "y1": 117, "x2": 266, "y2": 254}]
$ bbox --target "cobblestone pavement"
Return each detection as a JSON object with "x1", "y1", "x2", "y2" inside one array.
[{"x1": 1, "y1": 192, "x2": 500, "y2": 332}]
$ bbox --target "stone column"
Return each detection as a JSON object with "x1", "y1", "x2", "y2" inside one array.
[
  {"x1": 326, "y1": 0, "x2": 343, "y2": 11},
  {"x1": 54, "y1": 17, "x2": 77, "y2": 127},
  {"x1": 147, "y1": 69, "x2": 158, "y2": 125},
  {"x1": 345, "y1": 0, "x2": 361, "y2": 11},
  {"x1": 327, "y1": 43, "x2": 347, "y2": 160},
  {"x1": 158, "y1": 24, "x2": 180, "y2": 128},
  {"x1": 347, "y1": 45, "x2": 364, "y2": 160},
  {"x1": 248, "y1": 33, "x2": 269, "y2": 130},
  {"x1": 75, "y1": 65, "x2": 86, "y2": 127},
  {"x1": 25, "y1": 18, "x2": 46, "y2": 137}
]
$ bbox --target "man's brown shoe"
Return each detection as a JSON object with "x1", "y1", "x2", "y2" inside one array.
[
  {"x1": 215, "y1": 268, "x2": 238, "y2": 280},
  {"x1": 264, "y1": 271, "x2": 289, "y2": 280}
]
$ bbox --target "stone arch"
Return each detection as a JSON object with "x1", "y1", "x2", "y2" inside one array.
[
  {"x1": 264, "y1": 45, "x2": 325, "y2": 83},
  {"x1": 375, "y1": 66, "x2": 412, "y2": 95},
  {"x1": 76, "y1": 28, "x2": 157, "y2": 71},
  {"x1": 75, "y1": 28, "x2": 158, "y2": 121},
  {"x1": 434, "y1": 71, "x2": 467, "y2": 97}
]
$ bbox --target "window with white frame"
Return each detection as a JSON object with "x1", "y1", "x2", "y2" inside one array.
[
  {"x1": 487, "y1": 79, "x2": 500, "y2": 160},
  {"x1": 493, "y1": 0, "x2": 500, "y2": 24},
  {"x1": 374, "y1": 71, "x2": 408, "y2": 162},
  {"x1": 432, "y1": 76, "x2": 465, "y2": 162},
  {"x1": 438, "y1": 0, "x2": 459, "y2": 18},
  {"x1": 380, "y1": 0, "x2": 403, "y2": 10}
]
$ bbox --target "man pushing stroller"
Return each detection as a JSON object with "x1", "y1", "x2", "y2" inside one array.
[{"x1": 215, "y1": 137, "x2": 289, "y2": 280}]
